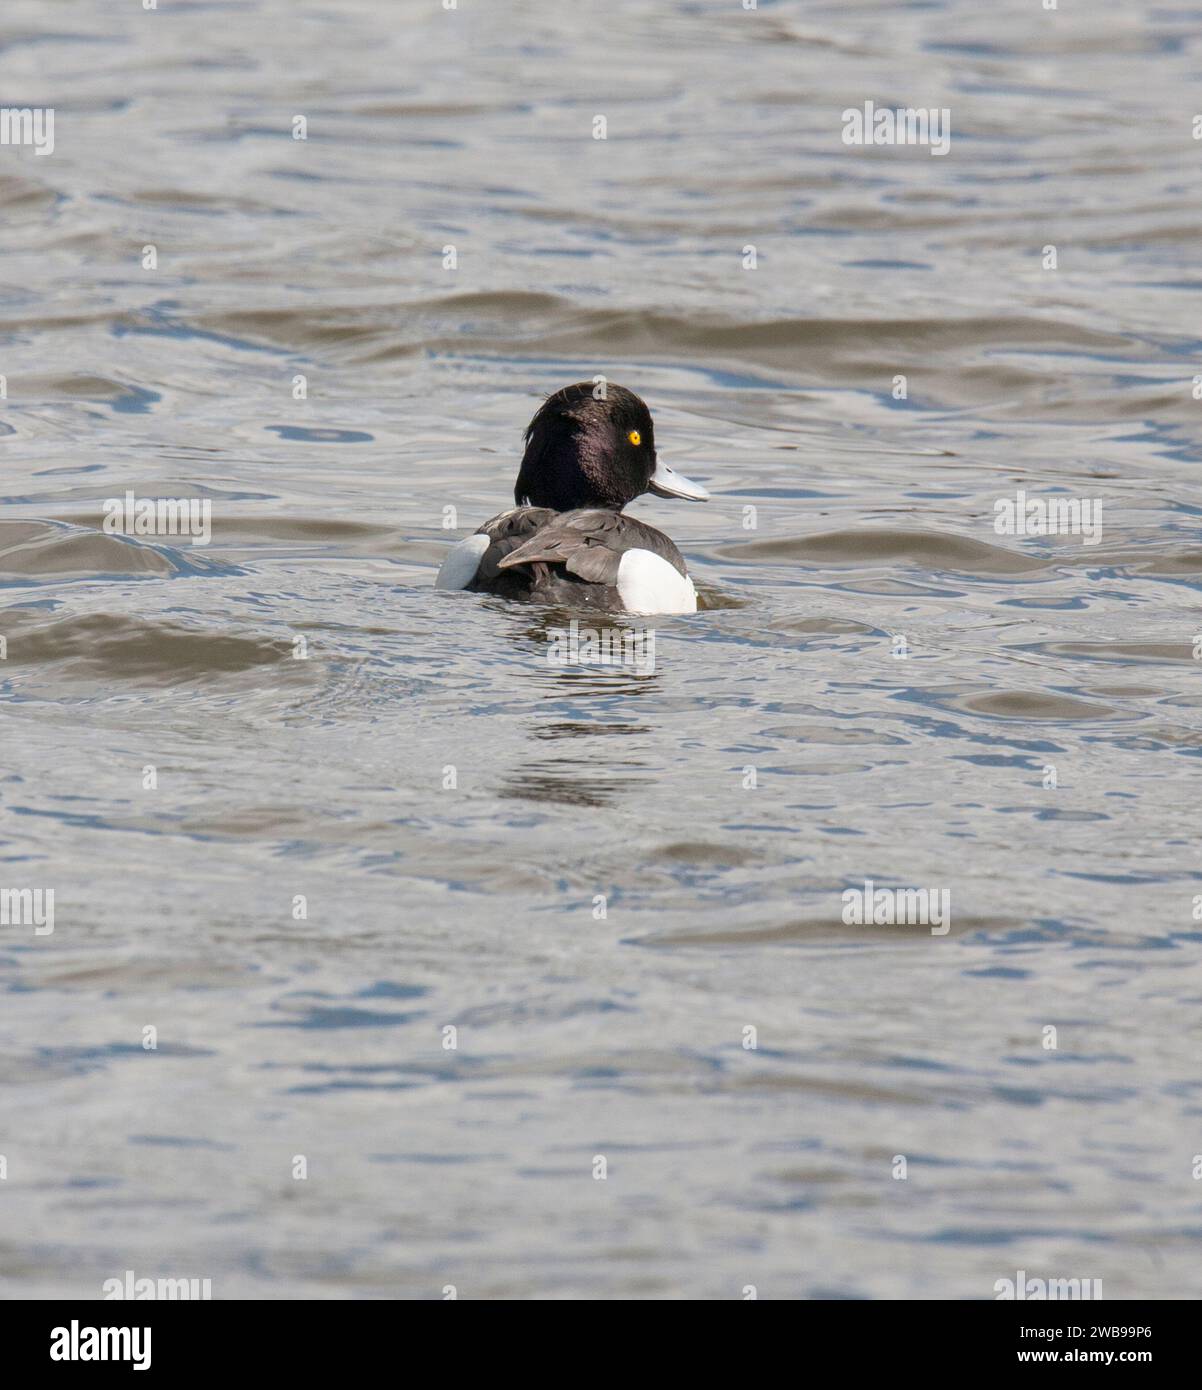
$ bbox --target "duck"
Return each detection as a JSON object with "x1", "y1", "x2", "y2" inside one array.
[{"x1": 434, "y1": 382, "x2": 709, "y2": 614}]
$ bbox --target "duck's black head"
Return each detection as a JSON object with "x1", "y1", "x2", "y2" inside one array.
[{"x1": 514, "y1": 382, "x2": 709, "y2": 512}]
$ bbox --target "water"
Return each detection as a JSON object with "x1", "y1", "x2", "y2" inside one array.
[{"x1": 2, "y1": 0, "x2": 1200, "y2": 1299}]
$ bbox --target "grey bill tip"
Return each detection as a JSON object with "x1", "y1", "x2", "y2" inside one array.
[{"x1": 648, "y1": 461, "x2": 710, "y2": 501}]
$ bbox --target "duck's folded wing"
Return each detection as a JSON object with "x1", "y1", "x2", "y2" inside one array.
[
  {"x1": 472, "y1": 507, "x2": 558, "y2": 583},
  {"x1": 435, "y1": 507, "x2": 557, "y2": 589},
  {"x1": 496, "y1": 509, "x2": 685, "y2": 586}
]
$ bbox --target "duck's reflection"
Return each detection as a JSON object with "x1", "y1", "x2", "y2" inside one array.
[
  {"x1": 507, "y1": 604, "x2": 665, "y2": 693},
  {"x1": 534, "y1": 721, "x2": 650, "y2": 740},
  {"x1": 496, "y1": 759, "x2": 644, "y2": 808},
  {"x1": 491, "y1": 605, "x2": 663, "y2": 806}
]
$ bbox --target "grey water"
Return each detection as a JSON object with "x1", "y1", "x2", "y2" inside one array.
[{"x1": 1, "y1": 0, "x2": 1200, "y2": 1298}]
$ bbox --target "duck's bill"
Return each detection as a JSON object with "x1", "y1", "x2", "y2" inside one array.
[{"x1": 648, "y1": 462, "x2": 710, "y2": 501}]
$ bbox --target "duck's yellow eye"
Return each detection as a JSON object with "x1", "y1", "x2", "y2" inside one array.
[{"x1": 628, "y1": 430, "x2": 641, "y2": 446}]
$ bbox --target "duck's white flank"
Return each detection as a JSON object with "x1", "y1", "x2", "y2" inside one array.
[
  {"x1": 435, "y1": 533, "x2": 489, "y2": 590},
  {"x1": 616, "y1": 549, "x2": 697, "y2": 615}
]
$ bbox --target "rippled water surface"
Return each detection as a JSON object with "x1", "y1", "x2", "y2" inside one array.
[{"x1": 2, "y1": 0, "x2": 1202, "y2": 1299}]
